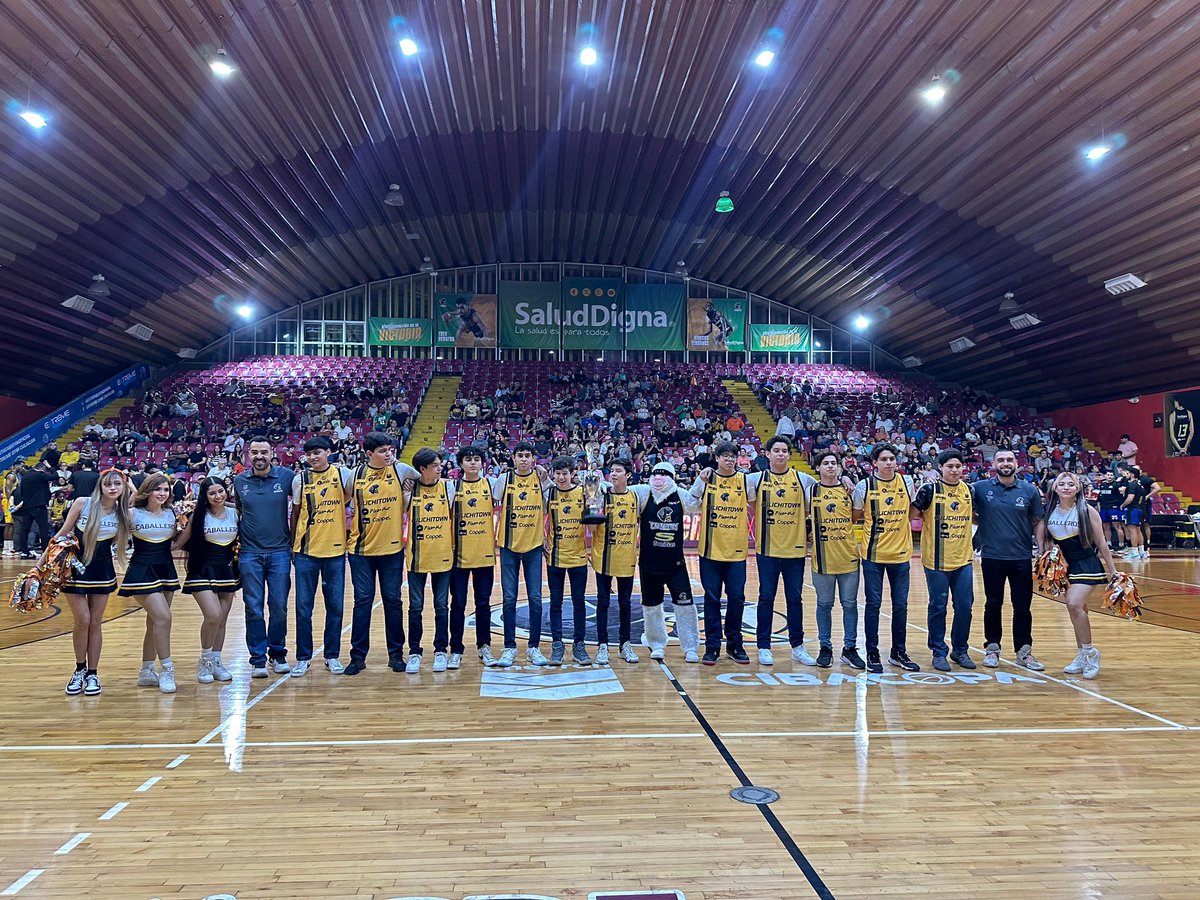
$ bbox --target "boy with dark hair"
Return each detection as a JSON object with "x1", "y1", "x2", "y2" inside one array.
[
  {"x1": 450, "y1": 445, "x2": 498, "y2": 667},
  {"x1": 592, "y1": 459, "x2": 639, "y2": 664},
  {"x1": 545, "y1": 456, "x2": 591, "y2": 665},
  {"x1": 403, "y1": 447, "x2": 456, "y2": 673},
  {"x1": 493, "y1": 441, "x2": 550, "y2": 666}
]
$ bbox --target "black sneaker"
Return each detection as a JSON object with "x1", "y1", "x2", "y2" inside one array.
[
  {"x1": 840, "y1": 648, "x2": 866, "y2": 670},
  {"x1": 702, "y1": 650, "x2": 720, "y2": 666},
  {"x1": 865, "y1": 649, "x2": 883, "y2": 674},
  {"x1": 389, "y1": 657, "x2": 406, "y2": 673},
  {"x1": 343, "y1": 660, "x2": 366, "y2": 676},
  {"x1": 888, "y1": 649, "x2": 920, "y2": 672},
  {"x1": 816, "y1": 646, "x2": 833, "y2": 668},
  {"x1": 950, "y1": 649, "x2": 977, "y2": 670},
  {"x1": 728, "y1": 647, "x2": 750, "y2": 665}
]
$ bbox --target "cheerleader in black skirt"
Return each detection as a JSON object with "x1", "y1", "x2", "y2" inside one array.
[
  {"x1": 118, "y1": 473, "x2": 192, "y2": 694},
  {"x1": 44, "y1": 468, "x2": 130, "y2": 696},
  {"x1": 176, "y1": 476, "x2": 240, "y2": 684}
]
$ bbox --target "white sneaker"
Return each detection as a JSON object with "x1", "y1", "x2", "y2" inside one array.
[
  {"x1": 479, "y1": 646, "x2": 497, "y2": 666},
  {"x1": 66, "y1": 669, "x2": 86, "y2": 695},
  {"x1": 251, "y1": 665, "x2": 269, "y2": 679},
  {"x1": 1014, "y1": 645, "x2": 1044, "y2": 671},
  {"x1": 83, "y1": 673, "x2": 102, "y2": 696},
  {"x1": 1082, "y1": 646, "x2": 1101, "y2": 679},
  {"x1": 1139, "y1": 549, "x2": 1150, "y2": 560},
  {"x1": 432, "y1": 652, "x2": 448, "y2": 673},
  {"x1": 291, "y1": 660, "x2": 310, "y2": 677},
  {"x1": 406, "y1": 654, "x2": 422, "y2": 674},
  {"x1": 1063, "y1": 649, "x2": 1086, "y2": 675},
  {"x1": 137, "y1": 665, "x2": 159, "y2": 687},
  {"x1": 497, "y1": 647, "x2": 517, "y2": 667},
  {"x1": 684, "y1": 649, "x2": 700, "y2": 663},
  {"x1": 210, "y1": 657, "x2": 233, "y2": 681},
  {"x1": 324, "y1": 658, "x2": 345, "y2": 674},
  {"x1": 448, "y1": 653, "x2": 462, "y2": 670},
  {"x1": 982, "y1": 643, "x2": 1000, "y2": 668},
  {"x1": 595, "y1": 644, "x2": 610, "y2": 666},
  {"x1": 527, "y1": 647, "x2": 549, "y2": 666},
  {"x1": 158, "y1": 666, "x2": 177, "y2": 694},
  {"x1": 791, "y1": 645, "x2": 816, "y2": 665},
  {"x1": 619, "y1": 641, "x2": 639, "y2": 664},
  {"x1": 272, "y1": 659, "x2": 291, "y2": 674},
  {"x1": 758, "y1": 648, "x2": 774, "y2": 666},
  {"x1": 650, "y1": 645, "x2": 665, "y2": 660},
  {"x1": 196, "y1": 655, "x2": 215, "y2": 684}
]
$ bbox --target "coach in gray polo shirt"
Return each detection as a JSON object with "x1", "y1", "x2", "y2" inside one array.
[{"x1": 972, "y1": 449, "x2": 1044, "y2": 670}]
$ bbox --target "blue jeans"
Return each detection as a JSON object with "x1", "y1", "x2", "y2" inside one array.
[
  {"x1": 755, "y1": 555, "x2": 805, "y2": 649},
  {"x1": 239, "y1": 549, "x2": 292, "y2": 666},
  {"x1": 292, "y1": 553, "x2": 345, "y2": 662},
  {"x1": 925, "y1": 564, "x2": 975, "y2": 657},
  {"x1": 700, "y1": 557, "x2": 747, "y2": 653},
  {"x1": 547, "y1": 564, "x2": 588, "y2": 643},
  {"x1": 348, "y1": 552, "x2": 405, "y2": 664},
  {"x1": 500, "y1": 547, "x2": 543, "y2": 649},
  {"x1": 813, "y1": 570, "x2": 860, "y2": 650},
  {"x1": 861, "y1": 560, "x2": 910, "y2": 654},
  {"x1": 407, "y1": 570, "x2": 451, "y2": 655}
]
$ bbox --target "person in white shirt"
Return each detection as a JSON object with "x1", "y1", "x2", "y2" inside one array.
[{"x1": 333, "y1": 420, "x2": 352, "y2": 442}]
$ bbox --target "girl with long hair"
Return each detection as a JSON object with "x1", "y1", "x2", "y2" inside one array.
[
  {"x1": 174, "y1": 477, "x2": 239, "y2": 684},
  {"x1": 118, "y1": 473, "x2": 191, "y2": 693},
  {"x1": 42, "y1": 469, "x2": 130, "y2": 696},
  {"x1": 1035, "y1": 471, "x2": 1118, "y2": 679}
]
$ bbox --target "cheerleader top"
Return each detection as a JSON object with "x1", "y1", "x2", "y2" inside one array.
[
  {"x1": 199, "y1": 507, "x2": 239, "y2": 564},
  {"x1": 129, "y1": 507, "x2": 177, "y2": 559},
  {"x1": 1046, "y1": 504, "x2": 1080, "y2": 541},
  {"x1": 77, "y1": 497, "x2": 119, "y2": 541}
]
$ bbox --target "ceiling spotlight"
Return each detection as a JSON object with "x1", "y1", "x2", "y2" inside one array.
[
  {"x1": 399, "y1": 37, "x2": 419, "y2": 57},
  {"x1": 998, "y1": 291, "x2": 1019, "y2": 312},
  {"x1": 813, "y1": 340, "x2": 823, "y2": 349},
  {"x1": 384, "y1": 183, "x2": 405, "y2": 207},
  {"x1": 209, "y1": 49, "x2": 236, "y2": 78},
  {"x1": 419, "y1": 256, "x2": 435, "y2": 275},
  {"x1": 714, "y1": 191, "x2": 734, "y2": 214},
  {"x1": 18, "y1": 109, "x2": 48, "y2": 129},
  {"x1": 754, "y1": 49, "x2": 776, "y2": 68},
  {"x1": 579, "y1": 46, "x2": 598, "y2": 66},
  {"x1": 88, "y1": 274, "x2": 110, "y2": 298},
  {"x1": 1084, "y1": 144, "x2": 1111, "y2": 161},
  {"x1": 236, "y1": 304, "x2": 254, "y2": 319},
  {"x1": 921, "y1": 74, "x2": 946, "y2": 105},
  {"x1": 853, "y1": 315, "x2": 870, "y2": 330},
  {"x1": 673, "y1": 260, "x2": 689, "y2": 279}
]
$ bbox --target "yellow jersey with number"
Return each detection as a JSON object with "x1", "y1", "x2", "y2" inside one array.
[
  {"x1": 407, "y1": 480, "x2": 454, "y2": 574},
  {"x1": 699, "y1": 472, "x2": 749, "y2": 562},
  {"x1": 348, "y1": 464, "x2": 404, "y2": 557},
  {"x1": 293, "y1": 467, "x2": 347, "y2": 558},
  {"x1": 497, "y1": 471, "x2": 545, "y2": 553},
  {"x1": 452, "y1": 477, "x2": 496, "y2": 569},
  {"x1": 545, "y1": 485, "x2": 587, "y2": 568},
  {"x1": 592, "y1": 488, "x2": 639, "y2": 577},
  {"x1": 861, "y1": 475, "x2": 913, "y2": 564},
  {"x1": 919, "y1": 481, "x2": 974, "y2": 571},
  {"x1": 811, "y1": 483, "x2": 858, "y2": 575},
  {"x1": 753, "y1": 470, "x2": 808, "y2": 559}
]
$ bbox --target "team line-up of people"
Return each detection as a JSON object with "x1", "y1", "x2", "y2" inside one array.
[{"x1": 47, "y1": 430, "x2": 1117, "y2": 697}]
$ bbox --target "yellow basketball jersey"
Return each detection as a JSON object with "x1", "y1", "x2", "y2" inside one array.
[
  {"x1": 545, "y1": 485, "x2": 587, "y2": 568},
  {"x1": 292, "y1": 467, "x2": 347, "y2": 558},
  {"x1": 453, "y1": 477, "x2": 496, "y2": 569},
  {"x1": 347, "y1": 464, "x2": 405, "y2": 557},
  {"x1": 753, "y1": 470, "x2": 808, "y2": 559},
  {"x1": 699, "y1": 472, "x2": 749, "y2": 562},
  {"x1": 811, "y1": 483, "x2": 858, "y2": 575},
  {"x1": 497, "y1": 471, "x2": 545, "y2": 553},
  {"x1": 861, "y1": 475, "x2": 913, "y2": 564},
  {"x1": 407, "y1": 480, "x2": 454, "y2": 574},
  {"x1": 919, "y1": 481, "x2": 974, "y2": 571},
  {"x1": 591, "y1": 488, "x2": 639, "y2": 577}
]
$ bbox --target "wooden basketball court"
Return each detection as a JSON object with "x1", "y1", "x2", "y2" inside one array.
[{"x1": 2, "y1": 553, "x2": 1199, "y2": 899}]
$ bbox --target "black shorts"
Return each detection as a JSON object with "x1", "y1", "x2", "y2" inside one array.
[{"x1": 639, "y1": 565, "x2": 693, "y2": 607}]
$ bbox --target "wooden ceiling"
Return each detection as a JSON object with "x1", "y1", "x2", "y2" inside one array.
[{"x1": 2, "y1": 0, "x2": 1198, "y2": 406}]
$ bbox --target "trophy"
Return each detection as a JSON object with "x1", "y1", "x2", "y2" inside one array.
[{"x1": 581, "y1": 442, "x2": 607, "y2": 524}]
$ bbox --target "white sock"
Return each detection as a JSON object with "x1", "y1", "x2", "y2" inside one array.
[
  {"x1": 141, "y1": 660, "x2": 156, "y2": 670},
  {"x1": 201, "y1": 647, "x2": 213, "y2": 659},
  {"x1": 1080, "y1": 644, "x2": 1093, "y2": 651},
  {"x1": 161, "y1": 656, "x2": 174, "y2": 670}
]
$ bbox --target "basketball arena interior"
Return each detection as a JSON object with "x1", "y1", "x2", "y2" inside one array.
[{"x1": 3, "y1": 2, "x2": 1200, "y2": 898}]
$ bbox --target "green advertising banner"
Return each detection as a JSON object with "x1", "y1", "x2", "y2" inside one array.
[
  {"x1": 686, "y1": 297, "x2": 746, "y2": 352},
  {"x1": 434, "y1": 293, "x2": 498, "y2": 348},
  {"x1": 368, "y1": 317, "x2": 432, "y2": 347},
  {"x1": 499, "y1": 281, "x2": 561, "y2": 349},
  {"x1": 624, "y1": 283, "x2": 685, "y2": 351},
  {"x1": 749, "y1": 323, "x2": 811, "y2": 352},
  {"x1": 561, "y1": 277, "x2": 624, "y2": 350}
]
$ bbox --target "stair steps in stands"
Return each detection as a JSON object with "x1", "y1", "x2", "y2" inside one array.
[
  {"x1": 723, "y1": 379, "x2": 814, "y2": 475},
  {"x1": 400, "y1": 375, "x2": 461, "y2": 465},
  {"x1": 22, "y1": 397, "x2": 135, "y2": 467}
]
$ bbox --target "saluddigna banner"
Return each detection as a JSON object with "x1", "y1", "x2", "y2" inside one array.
[
  {"x1": 749, "y1": 323, "x2": 811, "y2": 352},
  {"x1": 624, "y1": 283, "x2": 686, "y2": 351},
  {"x1": 561, "y1": 277, "x2": 624, "y2": 350},
  {"x1": 368, "y1": 317, "x2": 432, "y2": 347},
  {"x1": 686, "y1": 297, "x2": 746, "y2": 352},
  {"x1": 499, "y1": 281, "x2": 561, "y2": 349},
  {"x1": 435, "y1": 293, "x2": 498, "y2": 348}
]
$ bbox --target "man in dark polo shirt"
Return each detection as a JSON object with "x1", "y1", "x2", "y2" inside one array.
[
  {"x1": 234, "y1": 437, "x2": 295, "y2": 678},
  {"x1": 972, "y1": 449, "x2": 1044, "y2": 670}
]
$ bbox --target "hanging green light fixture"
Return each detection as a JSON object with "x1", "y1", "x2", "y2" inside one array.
[{"x1": 715, "y1": 190, "x2": 734, "y2": 213}]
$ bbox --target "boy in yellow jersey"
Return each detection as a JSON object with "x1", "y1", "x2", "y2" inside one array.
[
  {"x1": 592, "y1": 459, "x2": 640, "y2": 665},
  {"x1": 746, "y1": 435, "x2": 817, "y2": 666},
  {"x1": 290, "y1": 436, "x2": 349, "y2": 675},
  {"x1": 809, "y1": 451, "x2": 862, "y2": 668},
  {"x1": 402, "y1": 448, "x2": 455, "y2": 674},
  {"x1": 912, "y1": 449, "x2": 976, "y2": 672},
  {"x1": 545, "y1": 456, "x2": 591, "y2": 666},
  {"x1": 851, "y1": 444, "x2": 920, "y2": 674},
  {"x1": 493, "y1": 442, "x2": 551, "y2": 667},
  {"x1": 343, "y1": 432, "x2": 407, "y2": 676},
  {"x1": 691, "y1": 441, "x2": 752, "y2": 665},
  {"x1": 450, "y1": 446, "x2": 499, "y2": 669}
]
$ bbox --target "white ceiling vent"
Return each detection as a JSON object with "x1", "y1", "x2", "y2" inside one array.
[
  {"x1": 1104, "y1": 273, "x2": 1147, "y2": 295},
  {"x1": 949, "y1": 336, "x2": 976, "y2": 353},
  {"x1": 176, "y1": 348, "x2": 198, "y2": 359},
  {"x1": 902, "y1": 356, "x2": 923, "y2": 368},
  {"x1": 1008, "y1": 313, "x2": 1041, "y2": 330},
  {"x1": 61, "y1": 294, "x2": 95, "y2": 313},
  {"x1": 125, "y1": 323, "x2": 154, "y2": 341}
]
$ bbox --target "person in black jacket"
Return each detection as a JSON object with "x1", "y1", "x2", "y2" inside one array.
[{"x1": 16, "y1": 455, "x2": 55, "y2": 558}]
